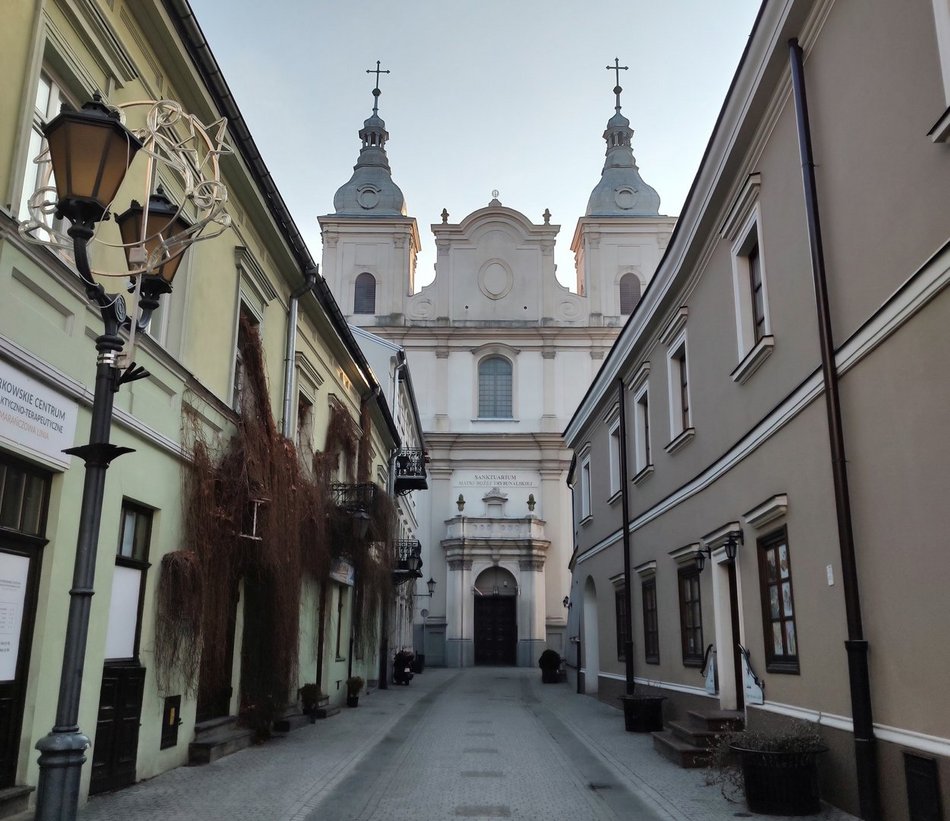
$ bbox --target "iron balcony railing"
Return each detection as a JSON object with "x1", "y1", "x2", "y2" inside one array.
[
  {"x1": 330, "y1": 482, "x2": 378, "y2": 513},
  {"x1": 394, "y1": 448, "x2": 428, "y2": 493},
  {"x1": 395, "y1": 538, "x2": 422, "y2": 569}
]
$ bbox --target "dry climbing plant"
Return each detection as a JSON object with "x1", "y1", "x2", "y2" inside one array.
[{"x1": 155, "y1": 315, "x2": 394, "y2": 737}]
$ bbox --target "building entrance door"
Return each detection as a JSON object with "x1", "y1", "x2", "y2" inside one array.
[
  {"x1": 90, "y1": 664, "x2": 145, "y2": 794},
  {"x1": 196, "y1": 584, "x2": 239, "y2": 722},
  {"x1": 474, "y1": 596, "x2": 516, "y2": 665},
  {"x1": 0, "y1": 456, "x2": 49, "y2": 788},
  {"x1": 0, "y1": 545, "x2": 42, "y2": 788}
]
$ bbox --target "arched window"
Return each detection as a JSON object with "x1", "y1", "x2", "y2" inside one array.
[
  {"x1": 354, "y1": 272, "x2": 376, "y2": 314},
  {"x1": 619, "y1": 273, "x2": 641, "y2": 315},
  {"x1": 478, "y1": 356, "x2": 512, "y2": 418}
]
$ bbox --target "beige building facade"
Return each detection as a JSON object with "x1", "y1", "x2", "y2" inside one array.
[{"x1": 0, "y1": 0, "x2": 413, "y2": 811}]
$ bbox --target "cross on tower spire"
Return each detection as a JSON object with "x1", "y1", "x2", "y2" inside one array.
[
  {"x1": 366, "y1": 60, "x2": 390, "y2": 115},
  {"x1": 606, "y1": 57, "x2": 629, "y2": 112}
]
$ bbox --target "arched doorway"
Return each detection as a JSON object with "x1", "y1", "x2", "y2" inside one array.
[
  {"x1": 583, "y1": 576, "x2": 600, "y2": 694},
  {"x1": 473, "y1": 566, "x2": 517, "y2": 665}
]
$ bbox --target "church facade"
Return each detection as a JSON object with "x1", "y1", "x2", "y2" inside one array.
[{"x1": 320, "y1": 80, "x2": 675, "y2": 667}]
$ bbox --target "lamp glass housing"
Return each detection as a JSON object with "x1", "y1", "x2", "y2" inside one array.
[
  {"x1": 695, "y1": 550, "x2": 707, "y2": 572},
  {"x1": 406, "y1": 553, "x2": 422, "y2": 574},
  {"x1": 44, "y1": 97, "x2": 142, "y2": 223},
  {"x1": 352, "y1": 509, "x2": 371, "y2": 541},
  {"x1": 116, "y1": 190, "x2": 191, "y2": 284},
  {"x1": 426, "y1": 577, "x2": 436, "y2": 596}
]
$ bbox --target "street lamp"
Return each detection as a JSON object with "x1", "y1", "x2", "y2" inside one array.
[
  {"x1": 21, "y1": 94, "x2": 230, "y2": 821},
  {"x1": 352, "y1": 508, "x2": 371, "y2": 541},
  {"x1": 418, "y1": 577, "x2": 436, "y2": 668},
  {"x1": 696, "y1": 530, "x2": 743, "y2": 572}
]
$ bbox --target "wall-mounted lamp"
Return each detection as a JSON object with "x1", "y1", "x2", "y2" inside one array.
[
  {"x1": 562, "y1": 596, "x2": 571, "y2": 609},
  {"x1": 696, "y1": 530, "x2": 743, "y2": 572},
  {"x1": 456, "y1": 494, "x2": 465, "y2": 512},
  {"x1": 352, "y1": 508, "x2": 371, "y2": 541}
]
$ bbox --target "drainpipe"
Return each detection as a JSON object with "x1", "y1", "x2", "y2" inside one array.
[
  {"x1": 789, "y1": 39, "x2": 880, "y2": 821},
  {"x1": 281, "y1": 266, "x2": 318, "y2": 438},
  {"x1": 617, "y1": 378, "x2": 635, "y2": 695},
  {"x1": 379, "y1": 358, "x2": 407, "y2": 691}
]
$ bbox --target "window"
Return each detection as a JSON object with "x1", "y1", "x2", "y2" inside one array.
[
  {"x1": 678, "y1": 565, "x2": 703, "y2": 666},
  {"x1": 931, "y1": 0, "x2": 950, "y2": 140},
  {"x1": 634, "y1": 385, "x2": 651, "y2": 475},
  {"x1": 731, "y1": 225, "x2": 774, "y2": 381},
  {"x1": 748, "y1": 243, "x2": 766, "y2": 345},
  {"x1": 232, "y1": 305, "x2": 259, "y2": 411},
  {"x1": 296, "y1": 393, "x2": 313, "y2": 453},
  {"x1": 757, "y1": 527, "x2": 800, "y2": 673},
  {"x1": 615, "y1": 586, "x2": 630, "y2": 660},
  {"x1": 726, "y1": 192, "x2": 774, "y2": 382},
  {"x1": 105, "y1": 502, "x2": 152, "y2": 660},
  {"x1": 607, "y1": 417, "x2": 622, "y2": 498},
  {"x1": 19, "y1": 70, "x2": 70, "y2": 237},
  {"x1": 579, "y1": 452, "x2": 592, "y2": 521},
  {"x1": 667, "y1": 337, "x2": 693, "y2": 445},
  {"x1": 478, "y1": 356, "x2": 512, "y2": 418},
  {"x1": 619, "y1": 273, "x2": 641, "y2": 315},
  {"x1": 642, "y1": 578, "x2": 659, "y2": 664},
  {"x1": 354, "y1": 273, "x2": 376, "y2": 314},
  {"x1": 117, "y1": 504, "x2": 151, "y2": 562},
  {"x1": 0, "y1": 459, "x2": 49, "y2": 536}
]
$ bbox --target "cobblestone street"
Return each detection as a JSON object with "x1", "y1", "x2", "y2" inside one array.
[{"x1": 79, "y1": 668, "x2": 857, "y2": 821}]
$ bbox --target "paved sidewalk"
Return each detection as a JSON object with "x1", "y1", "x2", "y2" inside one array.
[{"x1": 79, "y1": 668, "x2": 858, "y2": 821}]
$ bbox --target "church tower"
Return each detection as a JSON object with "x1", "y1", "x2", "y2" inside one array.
[
  {"x1": 571, "y1": 60, "x2": 676, "y2": 322},
  {"x1": 320, "y1": 61, "x2": 674, "y2": 672},
  {"x1": 318, "y1": 67, "x2": 421, "y2": 326}
]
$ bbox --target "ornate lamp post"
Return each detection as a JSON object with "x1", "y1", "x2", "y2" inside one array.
[{"x1": 19, "y1": 94, "x2": 229, "y2": 821}]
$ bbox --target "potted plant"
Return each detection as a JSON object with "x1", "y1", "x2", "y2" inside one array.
[
  {"x1": 538, "y1": 649, "x2": 561, "y2": 684},
  {"x1": 618, "y1": 690, "x2": 666, "y2": 732},
  {"x1": 345, "y1": 676, "x2": 364, "y2": 708},
  {"x1": 298, "y1": 683, "x2": 324, "y2": 723},
  {"x1": 707, "y1": 722, "x2": 827, "y2": 815}
]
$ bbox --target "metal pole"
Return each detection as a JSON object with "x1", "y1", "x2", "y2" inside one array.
[
  {"x1": 617, "y1": 378, "x2": 635, "y2": 695},
  {"x1": 34, "y1": 226, "x2": 135, "y2": 821},
  {"x1": 788, "y1": 39, "x2": 880, "y2": 821}
]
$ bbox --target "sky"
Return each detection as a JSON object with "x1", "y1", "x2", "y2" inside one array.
[{"x1": 186, "y1": 0, "x2": 762, "y2": 291}]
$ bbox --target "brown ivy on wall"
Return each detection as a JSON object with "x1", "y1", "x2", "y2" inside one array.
[{"x1": 155, "y1": 315, "x2": 395, "y2": 737}]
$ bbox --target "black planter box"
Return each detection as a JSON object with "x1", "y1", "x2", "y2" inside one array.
[
  {"x1": 620, "y1": 695, "x2": 666, "y2": 732},
  {"x1": 732, "y1": 745, "x2": 827, "y2": 815},
  {"x1": 346, "y1": 695, "x2": 359, "y2": 708}
]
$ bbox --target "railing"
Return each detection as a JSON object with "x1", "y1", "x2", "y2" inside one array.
[
  {"x1": 395, "y1": 538, "x2": 422, "y2": 569},
  {"x1": 394, "y1": 448, "x2": 427, "y2": 492},
  {"x1": 330, "y1": 482, "x2": 378, "y2": 512}
]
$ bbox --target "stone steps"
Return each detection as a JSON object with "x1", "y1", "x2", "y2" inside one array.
[
  {"x1": 188, "y1": 717, "x2": 255, "y2": 765},
  {"x1": 273, "y1": 712, "x2": 313, "y2": 734},
  {"x1": 652, "y1": 708, "x2": 744, "y2": 769},
  {"x1": 0, "y1": 786, "x2": 33, "y2": 819}
]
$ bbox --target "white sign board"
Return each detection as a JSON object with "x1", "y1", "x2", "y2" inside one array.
[
  {"x1": 0, "y1": 552, "x2": 30, "y2": 681},
  {"x1": 454, "y1": 471, "x2": 538, "y2": 490},
  {"x1": 0, "y1": 360, "x2": 78, "y2": 469},
  {"x1": 104, "y1": 565, "x2": 141, "y2": 660},
  {"x1": 330, "y1": 559, "x2": 355, "y2": 587}
]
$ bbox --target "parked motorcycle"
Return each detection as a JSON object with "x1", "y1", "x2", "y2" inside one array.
[{"x1": 393, "y1": 650, "x2": 414, "y2": 685}]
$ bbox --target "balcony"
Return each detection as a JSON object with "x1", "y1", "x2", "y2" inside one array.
[
  {"x1": 330, "y1": 482, "x2": 378, "y2": 513},
  {"x1": 394, "y1": 448, "x2": 428, "y2": 493},
  {"x1": 329, "y1": 482, "x2": 386, "y2": 548},
  {"x1": 393, "y1": 538, "x2": 422, "y2": 584}
]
